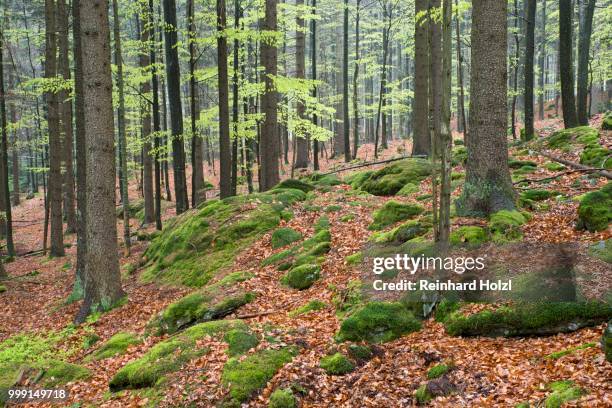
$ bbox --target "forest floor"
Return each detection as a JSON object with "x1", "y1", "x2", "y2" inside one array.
[{"x1": 0, "y1": 114, "x2": 611, "y2": 407}]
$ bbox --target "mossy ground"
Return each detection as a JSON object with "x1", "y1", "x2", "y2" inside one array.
[
  {"x1": 369, "y1": 201, "x2": 424, "y2": 230},
  {"x1": 576, "y1": 182, "x2": 611, "y2": 232},
  {"x1": 427, "y1": 364, "x2": 451, "y2": 379},
  {"x1": 288, "y1": 299, "x2": 327, "y2": 317},
  {"x1": 449, "y1": 226, "x2": 488, "y2": 246},
  {"x1": 110, "y1": 320, "x2": 253, "y2": 390},
  {"x1": 271, "y1": 227, "x2": 302, "y2": 249},
  {"x1": 336, "y1": 302, "x2": 421, "y2": 343},
  {"x1": 354, "y1": 159, "x2": 431, "y2": 196},
  {"x1": 89, "y1": 332, "x2": 140, "y2": 361},
  {"x1": 281, "y1": 264, "x2": 321, "y2": 290},
  {"x1": 444, "y1": 301, "x2": 611, "y2": 337},
  {"x1": 544, "y1": 381, "x2": 585, "y2": 408},
  {"x1": 320, "y1": 353, "x2": 354, "y2": 375},
  {"x1": 488, "y1": 210, "x2": 529, "y2": 243},
  {"x1": 268, "y1": 388, "x2": 297, "y2": 408}
]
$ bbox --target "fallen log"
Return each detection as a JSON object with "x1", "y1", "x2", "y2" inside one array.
[{"x1": 536, "y1": 150, "x2": 612, "y2": 180}]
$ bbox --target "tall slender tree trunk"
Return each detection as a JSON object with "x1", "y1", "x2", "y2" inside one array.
[
  {"x1": 559, "y1": 0, "x2": 578, "y2": 128},
  {"x1": 510, "y1": 0, "x2": 519, "y2": 140},
  {"x1": 162, "y1": 0, "x2": 189, "y2": 212},
  {"x1": 438, "y1": 0, "x2": 452, "y2": 246},
  {"x1": 311, "y1": 0, "x2": 319, "y2": 171},
  {"x1": 0, "y1": 28, "x2": 14, "y2": 256},
  {"x1": 139, "y1": 7, "x2": 154, "y2": 224},
  {"x1": 112, "y1": 0, "x2": 130, "y2": 255},
  {"x1": 412, "y1": 0, "x2": 430, "y2": 156},
  {"x1": 294, "y1": 0, "x2": 308, "y2": 169},
  {"x1": 217, "y1": 0, "x2": 231, "y2": 198},
  {"x1": 352, "y1": 0, "x2": 360, "y2": 159},
  {"x1": 333, "y1": 22, "x2": 344, "y2": 158},
  {"x1": 45, "y1": 0, "x2": 65, "y2": 257},
  {"x1": 259, "y1": 0, "x2": 280, "y2": 191},
  {"x1": 230, "y1": 0, "x2": 241, "y2": 195},
  {"x1": 457, "y1": 0, "x2": 515, "y2": 216},
  {"x1": 342, "y1": 0, "x2": 350, "y2": 162},
  {"x1": 8, "y1": 79, "x2": 19, "y2": 207},
  {"x1": 537, "y1": 0, "x2": 546, "y2": 121},
  {"x1": 188, "y1": 0, "x2": 205, "y2": 204},
  {"x1": 523, "y1": 0, "x2": 536, "y2": 141},
  {"x1": 149, "y1": 0, "x2": 162, "y2": 230},
  {"x1": 76, "y1": 0, "x2": 125, "y2": 323},
  {"x1": 454, "y1": 0, "x2": 467, "y2": 139},
  {"x1": 576, "y1": 0, "x2": 595, "y2": 126}
]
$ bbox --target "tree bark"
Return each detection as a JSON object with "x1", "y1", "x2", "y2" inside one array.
[
  {"x1": 537, "y1": 0, "x2": 546, "y2": 121},
  {"x1": 311, "y1": 0, "x2": 319, "y2": 171},
  {"x1": 0, "y1": 28, "x2": 14, "y2": 256},
  {"x1": 559, "y1": 0, "x2": 578, "y2": 128},
  {"x1": 438, "y1": 0, "x2": 452, "y2": 246},
  {"x1": 149, "y1": 0, "x2": 163, "y2": 230},
  {"x1": 576, "y1": 0, "x2": 595, "y2": 125},
  {"x1": 162, "y1": 0, "x2": 189, "y2": 212},
  {"x1": 342, "y1": 0, "x2": 350, "y2": 162},
  {"x1": 76, "y1": 0, "x2": 125, "y2": 323},
  {"x1": 456, "y1": 0, "x2": 515, "y2": 217},
  {"x1": 259, "y1": 0, "x2": 280, "y2": 191},
  {"x1": 523, "y1": 0, "x2": 536, "y2": 141},
  {"x1": 217, "y1": 0, "x2": 231, "y2": 198},
  {"x1": 333, "y1": 22, "x2": 344, "y2": 158},
  {"x1": 352, "y1": 0, "x2": 360, "y2": 159},
  {"x1": 412, "y1": 0, "x2": 433, "y2": 156},
  {"x1": 139, "y1": 6, "x2": 154, "y2": 225},
  {"x1": 454, "y1": 0, "x2": 467, "y2": 139},
  {"x1": 294, "y1": 0, "x2": 308, "y2": 169},
  {"x1": 45, "y1": 0, "x2": 65, "y2": 257}
]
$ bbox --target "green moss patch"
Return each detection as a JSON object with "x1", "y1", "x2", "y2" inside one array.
[
  {"x1": 520, "y1": 189, "x2": 557, "y2": 201},
  {"x1": 0, "y1": 285, "x2": 6, "y2": 293},
  {"x1": 269, "y1": 388, "x2": 297, "y2": 408},
  {"x1": 450, "y1": 226, "x2": 488, "y2": 246},
  {"x1": 336, "y1": 302, "x2": 421, "y2": 343},
  {"x1": 281, "y1": 264, "x2": 321, "y2": 290},
  {"x1": 545, "y1": 342, "x2": 596, "y2": 359},
  {"x1": 274, "y1": 179, "x2": 315, "y2": 193},
  {"x1": 488, "y1": 210, "x2": 529, "y2": 243},
  {"x1": 221, "y1": 347, "x2": 297, "y2": 404},
  {"x1": 580, "y1": 145, "x2": 612, "y2": 169},
  {"x1": 415, "y1": 384, "x2": 433, "y2": 404},
  {"x1": 373, "y1": 221, "x2": 429, "y2": 244},
  {"x1": 589, "y1": 239, "x2": 612, "y2": 263},
  {"x1": 603, "y1": 321, "x2": 612, "y2": 362},
  {"x1": 427, "y1": 364, "x2": 451, "y2": 379},
  {"x1": 224, "y1": 329, "x2": 259, "y2": 357},
  {"x1": 509, "y1": 159, "x2": 538, "y2": 169},
  {"x1": 445, "y1": 301, "x2": 611, "y2": 337},
  {"x1": 545, "y1": 162, "x2": 566, "y2": 171},
  {"x1": 142, "y1": 190, "x2": 305, "y2": 287},
  {"x1": 288, "y1": 299, "x2": 327, "y2": 317},
  {"x1": 271, "y1": 228, "x2": 302, "y2": 249},
  {"x1": 547, "y1": 126, "x2": 599, "y2": 149},
  {"x1": 344, "y1": 170, "x2": 374, "y2": 189},
  {"x1": 602, "y1": 111, "x2": 612, "y2": 130},
  {"x1": 396, "y1": 183, "x2": 420, "y2": 196},
  {"x1": 358, "y1": 159, "x2": 431, "y2": 196},
  {"x1": 90, "y1": 332, "x2": 140, "y2": 361},
  {"x1": 110, "y1": 320, "x2": 252, "y2": 391},
  {"x1": 369, "y1": 201, "x2": 424, "y2": 230},
  {"x1": 346, "y1": 251, "x2": 363, "y2": 265},
  {"x1": 576, "y1": 182, "x2": 612, "y2": 232},
  {"x1": 320, "y1": 353, "x2": 354, "y2": 375},
  {"x1": 545, "y1": 381, "x2": 585, "y2": 408}
]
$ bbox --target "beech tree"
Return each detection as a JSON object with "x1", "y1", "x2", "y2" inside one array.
[{"x1": 559, "y1": 0, "x2": 577, "y2": 129}]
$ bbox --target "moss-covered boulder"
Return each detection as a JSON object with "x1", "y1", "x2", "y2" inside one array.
[
  {"x1": 452, "y1": 146, "x2": 468, "y2": 166},
  {"x1": 142, "y1": 190, "x2": 305, "y2": 287},
  {"x1": 369, "y1": 201, "x2": 424, "y2": 230},
  {"x1": 281, "y1": 264, "x2": 320, "y2": 290},
  {"x1": 149, "y1": 291, "x2": 256, "y2": 335},
  {"x1": 602, "y1": 111, "x2": 612, "y2": 130},
  {"x1": 288, "y1": 299, "x2": 326, "y2": 317},
  {"x1": 396, "y1": 183, "x2": 420, "y2": 196},
  {"x1": 110, "y1": 320, "x2": 253, "y2": 390},
  {"x1": 544, "y1": 381, "x2": 585, "y2": 408},
  {"x1": 222, "y1": 347, "x2": 297, "y2": 404},
  {"x1": 445, "y1": 301, "x2": 612, "y2": 337},
  {"x1": 520, "y1": 189, "x2": 557, "y2": 201},
  {"x1": 273, "y1": 179, "x2": 315, "y2": 193},
  {"x1": 269, "y1": 388, "x2": 297, "y2": 408},
  {"x1": 320, "y1": 353, "x2": 354, "y2": 375},
  {"x1": 603, "y1": 320, "x2": 612, "y2": 362},
  {"x1": 427, "y1": 364, "x2": 451, "y2": 379},
  {"x1": 545, "y1": 162, "x2": 566, "y2": 171},
  {"x1": 449, "y1": 226, "x2": 488, "y2": 246},
  {"x1": 580, "y1": 145, "x2": 612, "y2": 169},
  {"x1": 547, "y1": 126, "x2": 599, "y2": 149},
  {"x1": 336, "y1": 302, "x2": 421, "y2": 343},
  {"x1": 90, "y1": 332, "x2": 140, "y2": 361},
  {"x1": 359, "y1": 159, "x2": 431, "y2": 196},
  {"x1": 509, "y1": 159, "x2": 538, "y2": 169},
  {"x1": 415, "y1": 384, "x2": 433, "y2": 405},
  {"x1": 271, "y1": 228, "x2": 302, "y2": 249},
  {"x1": 344, "y1": 170, "x2": 374, "y2": 189},
  {"x1": 488, "y1": 210, "x2": 528, "y2": 243},
  {"x1": 576, "y1": 182, "x2": 612, "y2": 232}
]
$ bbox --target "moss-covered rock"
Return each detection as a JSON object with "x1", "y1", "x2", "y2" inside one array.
[
  {"x1": 509, "y1": 159, "x2": 538, "y2": 169},
  {"x1": 545, "y1": 342, "x2": 596, "y2": 359},
  {"x1": 111, "y1": 320, "x2": 251, "y2": 390},
  {"x1": 359, "y1": 159, "x2": 431, "y2": 196},
  {"x1": 452, "y1": 146, "x2": 468, "y2": 166},
  {"x1": 445, "y1": 301, "x2": 612, "y2": 337},
  {"x1": 427, "y1": 364, "x2": 451, "y2": 379},
  {"x1": 224, "y1": 329, "x2": 259, "y2": 356},
  {"x1": 602, "y1": 320, "x2": 612, "y2": 362},
  {"x1": 345, "y1": 251, "x2": 363, "y2": 265},
  {"x1": 273, "y1": 179, "x2": 315, "y2": 193},
  {"x1": 347, "y1": 344, "x2": 373, "y2": 363},
  {"x1": 344, "y1": 170, "x2": 374, "y2": 189},
  {"x1": 336, "y1": 302, "x2": 421, "y2": 343},
  {"x1": 142, "y1": 190, "x2": 305, "y2": 287},
  {"x1": 580, "y1": 145, "x2": 612, "y2": 169},
  {"x1": 268, "y1": 388, "x2": 297, "y2": 408},
  {"x1": 305, "y1": 173, "x2": 343, "y2": 187},
  {"x1": 588, "y1": 239, "x2": 612, "y2": 263},
  {"x1": 288, "y1": 299, "x2": 326, "y2": 317},
  {"x1": 544, "y1": 381, "x2": 585, "y2": 408},
  {"x1": 396, "y1": 183, "x2": 420, "y2": 196},
  {"x1": 545, "y1": 162, "x2": 566, "y2": 171},
  {"x1": 271, "y1": 228, "x2": 302, "y2": 249},
  {"x1": 576, "y1": 182, "x2": 612, "y2": 232},
  {"x1": 488, "y1": 210, "x2": 528, "y2": 243},
  {"x1": 602, "y1": 112, "x2": 612, "y2": 130},
  {"x1": 520, "y1": 189, "x2": 557, "y2": 201},
  {"x1": 512, "y1": 165, "x2": 538, "y2": 175},
  {"x1": 222, "y1": 347, "x2": 297, "y2": 404},
  {"x1": 281, "y1": 264, "x2": 321, "y2": 290},
  {"x1": 415, "y1": 384, "x2": 433, "y2": 404},
  {"x1": 369, "y1": 201, "x2": 424, "y2": 230},
  {"x1": 43, "y1": 361, "x2": 90, "y2": 386},
  {"x1": 449, "y1": 226, "x2": 488, "y2": 246},
  {"x1": 90, "y1": 332, "x2": 140, "y2": 361},
  {"x1": 148, "y1": 291, "x2": 256, "y2": 335},
  {"x1": 0, "y1": 285, "x2": 6, "y2": 293},
  {"x1": 547, "y1": 126, "x2": 599, "y2": 149},
  {"x1": 320, "y1": 353, "x2": 354, "y2": 375}
]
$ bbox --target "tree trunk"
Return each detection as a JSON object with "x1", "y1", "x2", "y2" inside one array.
[
  {"x1": 162, "y1": 0, "x2": 189, "y2": 212},
  {"x1": 537, "y1": 0, "x2": 546, "y2": 121},
  {"x1": 342, "y1": 0, "x2": 350, "y2": 162},
  {"x1": 139, "y1": 7, "x2": 154, "y2": 225},
  {"x1": 149, "y1": 0, "x2": 163, "y2": 230},
  {"x1": 9, "y1": 83, "x2": 19, "y2": 207},
  {"x1": 311, "y1": 0, "x2": 319, "y2": 170},
  {"x1": 112, "y1": 0, "x2": 130, "y2": 255},
  {"x1": 76, "y1": 0, "x2": 125, "y2": 323},
  {"x1": 259, "y1": 0, "x2": 280, "y2": 191},
  {"x1": 188, "y1": 0, "x2": 205, "y2": 205},
  {"x1": 457, "y1": 0, "x2": 515, "y2": 217},
  {"x1": 454, "y1": 0, "x2": 467, "y2": 139},
  {"x1": 576, "y1": 0, "x2": 595, "y2": 126},
  {"x1": 438, "y1": 0, "x2": 452, "y2": 246},
  {"x1": 510, "y1": 0, "x2": 519, "y2": 140},
  {"x1": 294, "y1": 0, "x2": 308, "y2": 169},
  {"x1": 0, "y1": 29, "x2": 14, "y2": 256},
  {"x1": 412, "y1": 0, "x2": 431, "y2": 156},
  {"x1": 333, "y1": 22, "x2": 344, "y2": 158},
  {"x1": 559, "y1": 0, "x2": 578, "y2": 128},
  {"x1": 45, "y1": 0, "x2": 65, "y2": 257},
  {"x1": 523, "y1": 0, "x2": 536, "y2": 141},
  {"x1": 352, "y1": 0, "x2": 360, "y2": 159},
  {"x1": 230, "y1": 0, "x2": 241, "y2": 195},
  {"x1": 217, "y1": 0, "x2": 231, "y2": 198}
]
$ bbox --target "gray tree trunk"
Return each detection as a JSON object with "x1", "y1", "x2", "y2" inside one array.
[
  {"x1": 294, "y1": 0, "x2": 308, "y2": 169},
  {"x1": 559, "y1": 0, "x2": 578, "y2": 128},
  {"x1": 139, "y1": 9, "x2": 154, "y2": 224},
  {"x1": 412, "y1": 0, "x2": 430, "y2": 156},
  {"x1": 217, "y1": 0, "x2": 231, "y2": 198},
  {"x1": 188, "y1": 0, "x2": 204, "y2": 204},
  {"x1": 537, "y1": 0, "x2": 546, "y2": 121},
  {"x1": 576, "y1": 0, "x2": 595, "y2": 125},
  {"x1": 523, "y1": 0, "x2": 536, "y2": 141}
]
